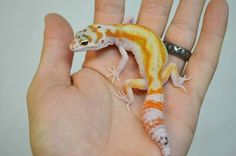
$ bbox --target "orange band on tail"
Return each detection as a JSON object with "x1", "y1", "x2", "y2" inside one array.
[
  {"x1": 144, "y1": 100, "x2": 164, "y2": 111},
  {"x1": 144, "y1": 118, "x2": 165, "y2": 132}
]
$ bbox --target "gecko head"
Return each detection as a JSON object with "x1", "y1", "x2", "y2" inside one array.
[{"x1": 70, "y1": 24, "x2": 113, "y2": 52}]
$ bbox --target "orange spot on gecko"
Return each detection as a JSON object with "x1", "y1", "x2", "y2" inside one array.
[{"x1": 89, "y1": 25, "x2": 103, "y2": 43}]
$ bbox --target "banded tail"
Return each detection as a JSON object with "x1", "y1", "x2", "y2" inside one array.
[{"x1": 142, "y1": 88, "x2": 170, "y2": 156}]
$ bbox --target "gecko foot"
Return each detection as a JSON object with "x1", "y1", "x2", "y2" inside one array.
[
  {"x1": 106, "y1": 66, "x2": 121, "y2": 83},
  {"x1": 115, "y1": 91, "x2": 133, "y2": 111},
  {"x1": 123, "y1": 16, "x2": 136, "y2": 24},
  {"x1": 173, "y1": 75, "x2": 192, "y2": 92}
]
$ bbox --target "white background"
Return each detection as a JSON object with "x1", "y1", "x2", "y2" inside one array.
[{"x1": 0, "y1": 0, "x2": 235, "y2": 155}]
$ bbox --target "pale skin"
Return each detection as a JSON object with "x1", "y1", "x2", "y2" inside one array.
[{"x1": 27, "y1": 0, "x2": 228, "y2": 156}]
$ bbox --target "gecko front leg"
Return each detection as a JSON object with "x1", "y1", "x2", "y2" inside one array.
[{"x1": 107, "y1": 41, "x2": 129, "y2": 83}]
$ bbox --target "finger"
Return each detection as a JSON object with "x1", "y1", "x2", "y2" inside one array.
[
  {"x1": 186, "y1": 0, "x2": 229, "y2": 98},
  {"x1": 38, "y1": 13, "x2": 74, "y2": 86},
  {"x1": 83, "y1": 0, "x2": 125, "y2": 79},
  {"x1": 165, "y1": 0, "x2": 206, "y2": 72},
  {"x1": 137, "y1": 0, "x2": 173, "y2": 36},
  {"x1": 94, "y1": 0, "x2": 125, "y2": 24}
]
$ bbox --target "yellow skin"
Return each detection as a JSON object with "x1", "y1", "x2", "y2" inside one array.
[{"x1": 27, "y1": 0, "x2": 228, "y2": 156}]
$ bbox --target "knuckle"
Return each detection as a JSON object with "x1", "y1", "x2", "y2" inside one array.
[
  {"x1": 181, "y1": 0, "x2": 205, "y2": 6},
  {"x1": 191, "y1": 52, "x2": 218, "y2": 71},
  {"x1": 171, "y1": 19, "x2": 196, "y2": 33},
  {"x1": 202, "y1": 30, "x2": 225, "y2": 39},
  {"x1": 141, "y1": 0, "x2": 172, "y2": 15},
  {"x1": 95, "y1": 0, "x2": 124, "y2": 14}
]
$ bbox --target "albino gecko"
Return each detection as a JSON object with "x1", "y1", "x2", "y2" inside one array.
[{"x1": 70, "y1": 23, "x2": 190, "y2": 156}]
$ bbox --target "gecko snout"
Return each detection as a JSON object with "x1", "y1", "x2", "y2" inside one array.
[{"x1": 70, "y1": 39, "x2": 79, "y2": 51}]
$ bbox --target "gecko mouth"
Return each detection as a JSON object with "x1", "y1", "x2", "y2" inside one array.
[
  {"x1": 72, "y1": 43, "x2": 111, "y2": 52},
  {"x1": 71, "y1": 45, "x2": 103, "y2": 52}
]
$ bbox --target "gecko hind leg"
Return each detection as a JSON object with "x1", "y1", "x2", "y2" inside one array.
[
  {"x1": 161, "y1": 63, "x2": 192, "y2": 92},
  {"x1": 116, "y1": 79, "x2": 147, "y2": 110}
]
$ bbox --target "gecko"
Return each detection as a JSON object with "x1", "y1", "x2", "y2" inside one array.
[{"x1": 69, "y1": 23, "x2": 191, "y2": 156}]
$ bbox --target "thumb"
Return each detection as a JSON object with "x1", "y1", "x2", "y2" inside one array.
[{"x1": 38, "y1": 13, "x2": 74, "y2": 86}]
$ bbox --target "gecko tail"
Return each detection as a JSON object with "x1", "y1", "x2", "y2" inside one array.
[{"x1": 142, "y1": 88, "x2": 170, "y2": 156}]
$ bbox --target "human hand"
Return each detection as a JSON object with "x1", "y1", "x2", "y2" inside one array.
[{"x1": 27, "y1": 0, "x2": 228, "y2": 156}]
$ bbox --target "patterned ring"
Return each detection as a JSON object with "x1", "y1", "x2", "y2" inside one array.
[{"x1": 164, "y1": 41, "x2": 192, "y2": 61}]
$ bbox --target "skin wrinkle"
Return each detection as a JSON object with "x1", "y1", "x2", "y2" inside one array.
[
  {"x1": 170, "y1": 19, "x2": 197, "y2": 33},
  {"x1": 140, "y1": 0, "x2": 172, "y2": 15},
  {"x1": 180, "y1": 0, "x2": 205, "y2": 6},
  {"x1": 165, "y1": 108, "x2": 195, "y2": 138},
  {"x1": 201, "y1": 29, "x2": 225, "y2": 39},
  {"x1": 95, "y1": 0, "x2": 125, "y2": 15},
  {"x1": 27, "y1": 84, "x2": 66, "y2": 113},
  {"x1": 71, "y1": 69, "x2": 113, "y2": 155},
  {"x1": 191, "y1": 52, "x2": 218, "y2": 72},
  {"x1": 43, "y1": 34, "x2": 72, "y2": 44}
]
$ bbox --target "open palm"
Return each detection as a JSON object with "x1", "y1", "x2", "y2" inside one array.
[{"x1": 27, "y1": 0, "x2": 228, "y2": 156}]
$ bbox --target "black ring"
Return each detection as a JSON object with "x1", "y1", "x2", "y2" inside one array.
[{"x1": 164, "y1": 41, "x2": 191, "y2": 61}]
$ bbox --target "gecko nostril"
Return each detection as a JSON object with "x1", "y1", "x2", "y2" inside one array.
[{"x1": 69, "y1": 44, "x2": 75, "y2": 50}]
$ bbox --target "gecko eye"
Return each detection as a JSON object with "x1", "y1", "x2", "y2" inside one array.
[{"x1": 80, "y1": 40, "x2": 89, "y2": 46}]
